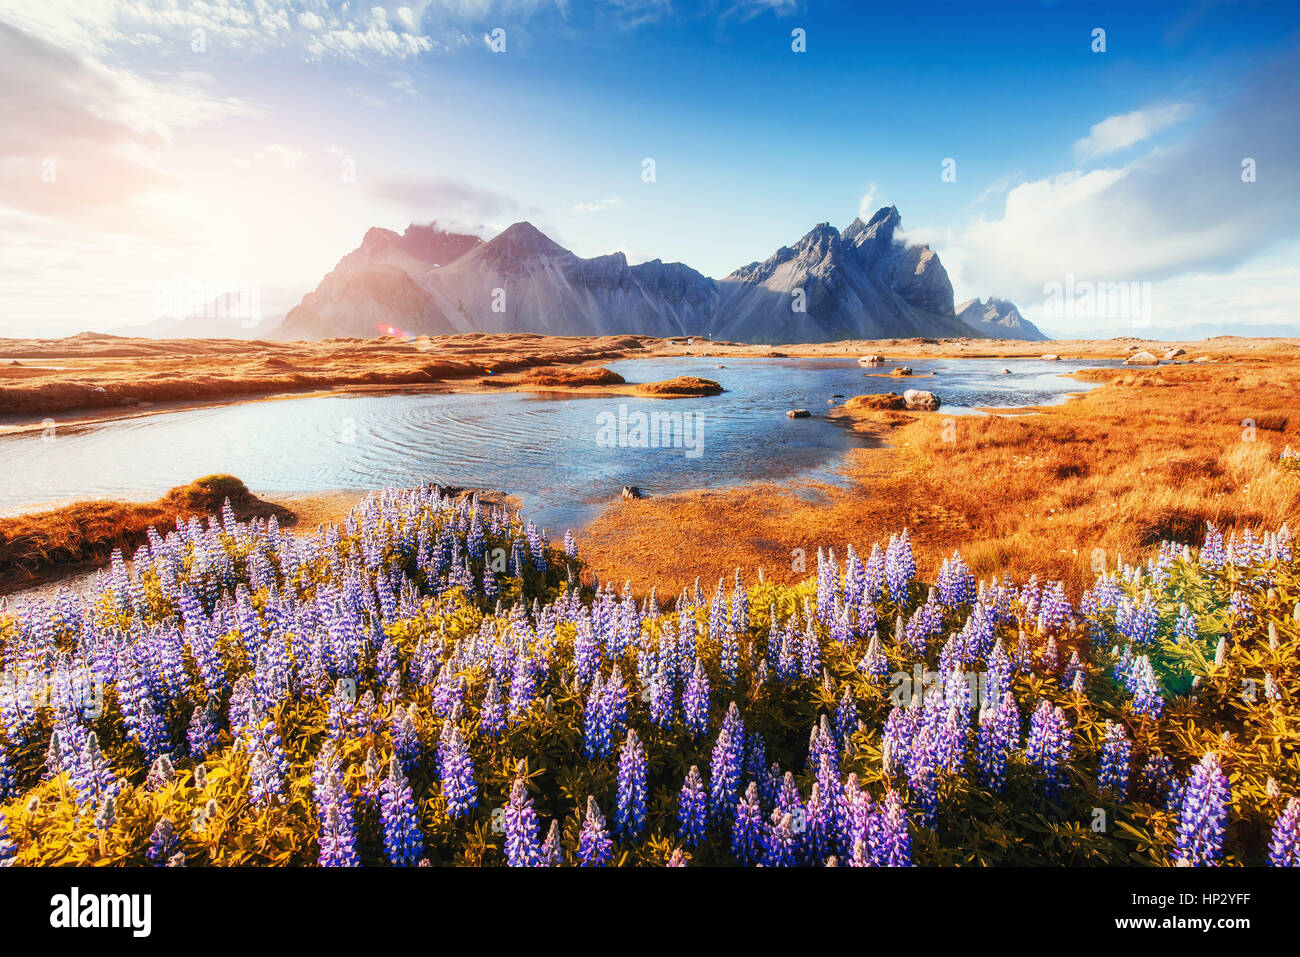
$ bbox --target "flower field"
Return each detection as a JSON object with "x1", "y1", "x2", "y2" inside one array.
[{"x1": 0, "y1": 484, "x2": 1297, "y2": 866}]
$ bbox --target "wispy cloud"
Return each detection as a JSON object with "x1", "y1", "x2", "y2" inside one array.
[
  {"x1": 573, "y1": 197, "x2": 625, "y2": 214},
  {"x1": 928, "y1": 49, "x2": 1299, "y2": 331},
  {"x1": 1073, "y1": 102, "x2": 1194, "y2": 160}
]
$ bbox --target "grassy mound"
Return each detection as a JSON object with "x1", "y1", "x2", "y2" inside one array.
[
  {"x1": 636, "y1": 376, "x2": 723, "y2": 397},
  {"x1": 0, "y1": 475, "x2": 285, "y2": 590}
]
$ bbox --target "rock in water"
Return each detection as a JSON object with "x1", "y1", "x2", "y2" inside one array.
[
  {"x1": 787, "y1": 409, "x2": 811, "y2": 418},
  {"x1": 903, "y1": 389, "x2": 940, "y2": 411},
  {"x1": 1125, "y1": 351, "x2": 1160, "y2": 366}
]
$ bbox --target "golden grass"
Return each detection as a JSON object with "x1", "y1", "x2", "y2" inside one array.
[
  {"x1": 580, "y1": 362, "x2": 1300, "y2": 597},
  {"x1": 634, "y1": 376, "x2": 724, "y2": 397}
]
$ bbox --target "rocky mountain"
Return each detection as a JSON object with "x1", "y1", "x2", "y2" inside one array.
[
  {"x1": 955, "y1": 297, "x2": 1048, "y2": 341},
  {"x1": 278, "y1": 207, "x2": 1005, "y2": 343},
  {"x1": 711, "y1": 206, "x2": 975, "y2": 341}
]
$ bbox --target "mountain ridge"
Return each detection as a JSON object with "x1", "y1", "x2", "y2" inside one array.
[{"x1": 275, "y1": 208, "x2": 1024, "y2": 343}]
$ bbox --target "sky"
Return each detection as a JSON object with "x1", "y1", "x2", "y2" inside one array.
[{"x1": 1, "y1": 0, "x2": 1298, "y2": 338}]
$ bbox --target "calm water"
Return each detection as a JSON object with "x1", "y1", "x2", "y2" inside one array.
[{"x1": 0, "y1": 357, "x2": 1116, "y2": 532}]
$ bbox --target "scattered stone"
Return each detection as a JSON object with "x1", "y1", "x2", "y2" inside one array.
[
  {"x1": 621, "y1": 486, "x2": 643, "y2": 500},
  {"x1": 890, "y1": 366, "x2": 913, "y2": 376},
  {"x1": 787, "y1": 409, "x2": 811, "y2": 418},
  {"x1": 1124, "y1": 351, "x2": 1160, "y2": 366},
  {"x1": 1000, "y1": 367, "x2": 1012, "y2": 374},
  {"x1": 714, "y1": 364, "x2": 726, "y2": 369},
  {"x1": 1040, "y1": 354, "x2": 1060, "y2": 361},
  {"x1": 1194, "y1": 355, "x2": 1211, "y2": 362},
  {"x1": 1164, "y1": 347, "x2": 1186, "y2": 360},
  {"x1": 902, "y1": 389, "x2": 940, "y2": 411},
  {"x1": 856, "y1": 354, "x2": 887, "y2": 365}
]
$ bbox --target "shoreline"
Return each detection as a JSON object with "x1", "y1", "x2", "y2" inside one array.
[{"x1": 3, "y1": 330, "x2": 1295, "y2": 431}]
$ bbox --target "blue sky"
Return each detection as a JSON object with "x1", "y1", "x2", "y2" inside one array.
[{"x1": 2, "y1": 0, "x2": 1298, "y2": 336}]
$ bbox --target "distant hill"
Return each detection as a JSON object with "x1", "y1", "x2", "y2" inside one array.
[
  {"x1": 277, "y1": 207, "x2": 1002, "y2": 343},
  {"x1": 955, "y1": 297, "x2": 1047, "y2": 341}
]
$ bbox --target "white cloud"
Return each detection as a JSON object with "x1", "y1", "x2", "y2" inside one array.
[
  {"x1": 1073, "y1": 102, "x2": 1193, "y2": 160},
  {"x1": 572, "y1": 197, "x2": 624, "y2": 214},
  {"x1": 260, "y1": 144, "x2": 307, "y2": 168},
  {"x1": 856, "y1": 182, "x2": 879, "y2": 220},
  {"x1": 922, "y1": 51, "x2": 1299, "y2": 335}
]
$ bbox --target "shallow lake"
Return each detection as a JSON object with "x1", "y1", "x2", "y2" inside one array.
[{"x1": 0, "y1": 356, "x2": 1118, "y2": 533}]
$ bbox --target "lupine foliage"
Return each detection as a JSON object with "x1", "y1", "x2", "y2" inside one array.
[{"x1": 0, "y1": 489, "x2": 1296, "y2": 866}]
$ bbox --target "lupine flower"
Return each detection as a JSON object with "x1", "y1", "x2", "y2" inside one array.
[
  {"x1": 874, "y1": 790, "x2": 911, "y2": 867},
  {"x1": 615, "y1": 730, "x2": 647, "y2": 839},
  {"x1": 683, "y1": 659, "x2": 711, "y2": 737},
  {"x1": 975, "y1": 691, "x2": 1019, "y2": 792},
  {"x1": 0, "y1": 812, "x2": 13, "y2": 866},
  {"x1": 540, "y1": 819, "x2": 563, "y2": 867},
  {"x1": 764, "y1": 809, "x2": 798, "y2": 867},
  {"x1": 1026, "y1": 699, "x2": 1072, "y2": 799},
  {"x1": 1175, "y1": 753, "x2": 1230, "y2": 867},
  {"x1": 583, "y1": 673, "x2": 615, "y2": 760},
  {"x1": 146, "y1": 818, "x2": 180, "y2": 866},
  {"x1": 678, "y1": 766, "x2": 708, "y2": 846},
  {"x1": 1268, "y1": 797, "x2": 1300, "y2": 867},
  {"x1": 480, "y1": 678, "x2": 506, "y2": 737},
  {"x1": 731, "y1": 782, "x2": 765, "y2": 865},
  {"x1": 1097, "y1": 720, "x2": 1132, "y2": 800},
  {"x1": 709, "y1": 704, "x2": 745, "y2": 823},
  {"x1": 439, "y1": 726, "x2": 477, "y2": 818},
  {"x1": 1128, "y1": 655, "x2": 1164, "y2": 719},
  {"x1": 505, "y1": 777, "x2": 542, "y2": 867},
  {"x1": 316, "y1": 769, "x2": 360, "y2": 867},
  {"x1": 380, "y1": 758, "x2": 424, "y2": 867},
  {"x1": 577, "y1": 796, "x2": 613, "y2": 866}
]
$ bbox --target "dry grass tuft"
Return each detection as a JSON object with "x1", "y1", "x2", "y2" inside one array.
[{"x1": 0, "y1": 475, "x2": 293, "y2": 590}]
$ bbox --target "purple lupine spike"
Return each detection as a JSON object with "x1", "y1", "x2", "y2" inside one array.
[
  {"x1": 145, "y1": 818, "x2": 180, "y2": 866},
  {"x1": 505, "y1": 777, "x2": 542, "y2": 867},
  {"x1": 731, "y1": 782, "x2": 765, "y2": 865},
  {"x1": 380, "y1": 758, "x2": 423, "y2": 867},
  {"x1": 678, "y1": 766, "x2": 708, "y2": 847},
  {"x1": 683, "y1": 659, "x2": 711, "y2": 738},
  {"x1": 577, "y1": 796, "x2": 613, "y2": 866},
  {"x1": 1097, "y1": 720, "x2": 1132, "y2": 800},
  {"x1": 1175, "y1": 753, "x2": 1230, "y2": 867},
  {"x1": 874, "y1": 790, "x2": 911, "y2": 866},
  {"x1": 1025, "y1": 699, "x2": 1072, "y2": 799},
  {"x1": 440, "y1": 725, "x2": 477, "y2": 818},
  {"x1": 615, "y1": 730, "x2": 647, "y2": 839},
  {"x1": 1269, "y1": 797, "x2": 1300, "y2": 867}
]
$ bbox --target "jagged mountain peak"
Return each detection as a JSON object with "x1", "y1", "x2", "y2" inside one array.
[{"x1": 955, "y1": 296, "x2": 1048, "y2": 341}]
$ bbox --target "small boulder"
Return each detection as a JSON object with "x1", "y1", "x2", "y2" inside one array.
[
  {"x1": 890, "y1": 366, "x2": 913, "y2": 376},
  {"x1": 1194, "y1": 355, "x2": 1211, "y2": 363},
  {"x1": 621, "y1": 486, "x2": 643, "y2": 500},
  {"x1": 1124, "y1": 351, "x2": 1160, "y2": 366},
  {"x1": 903, "y1": 389, "x2": 940, "y2": 411},
  {"x1": 1000, "y1": 367, "x2": 1012, "y2": 375},
  {"x1": 786, "y1": 409, "x2": 811, "y2": 418},
  {"x1": 1163, "y1": 348, "x2": 1186, "y2": 360},
  {"x1": 856, "y1": 354, "x2": 887, "y2": 365},
  {"x1": 1040, "y1": 354, "x2": 1060, "y2": 361}
]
